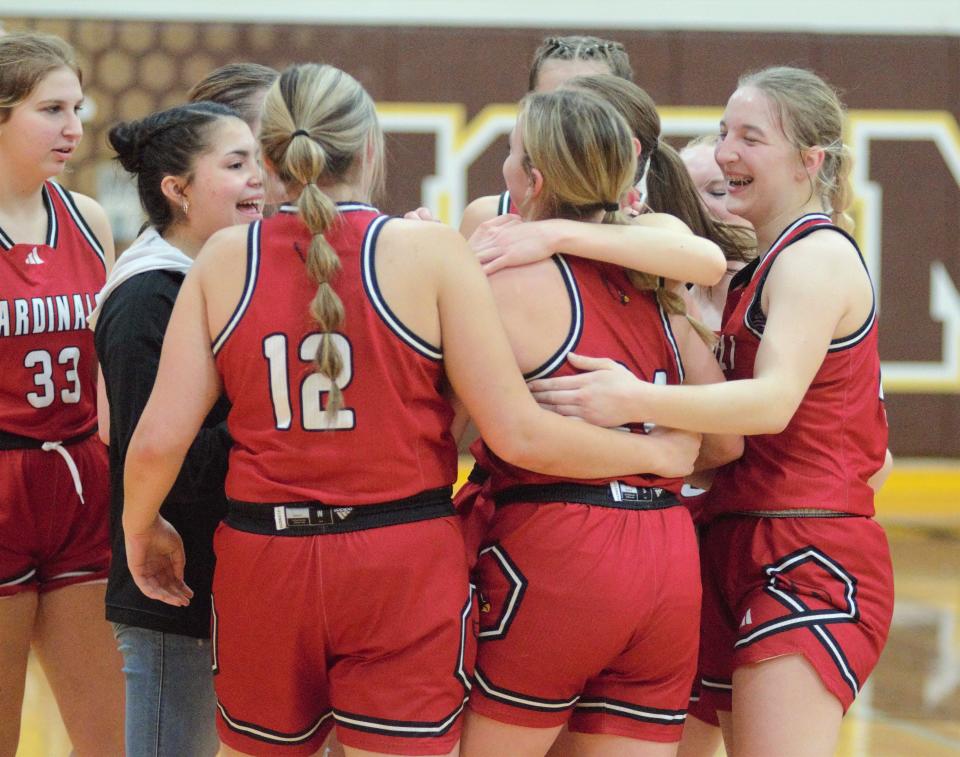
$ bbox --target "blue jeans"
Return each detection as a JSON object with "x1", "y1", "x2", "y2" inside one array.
[{"x1": 113, "y1": 624, "x2": 219, "y2": 757}]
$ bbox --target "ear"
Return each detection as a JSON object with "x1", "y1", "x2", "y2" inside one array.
[
  {"x1": 801, "y1": 145, "x2": 825, "y2": 177},
  {"x1": 160, "y1": 175, "x2": 187, "y2": 206},
  {"x1": 632, "y1": 137, "x2": 642, "y2": 159},
  {"x1": 528, "y1": 166, "x2": 544, "y2": 200}
]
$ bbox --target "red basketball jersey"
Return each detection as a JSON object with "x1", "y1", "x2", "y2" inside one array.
[
  {"x1": 473, "y1": 255, "x2": 685, "y2": 494},
  {"x1": 707, "y1": 214, "x2": 888, "y2": 517},
  {"x1": 213, "y1": 204, "x2": 457, "y2": 504},
  {"x1": 0, "y1": 181, "x2": 106, "y2": 440}
]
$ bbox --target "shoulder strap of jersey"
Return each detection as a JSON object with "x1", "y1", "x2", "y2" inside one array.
[
  {"x1": 743, "y1": 214, "x2": 834, "y2": 338},
  {"x1": 522, "y1": 254, "x2": 584, "y2": 381},
  {"x1": 497, "y1": 191, "x2": 512, "y2": 216},
  {"x1": 213, "y1": 220, "x2": 262, "y2": 354},
  {"x1": 46, "y1": 181, "x2": 106, "y2": 267}
]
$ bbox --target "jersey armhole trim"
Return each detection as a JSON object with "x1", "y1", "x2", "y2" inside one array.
[
  {"x1": 523, "y1": 254, "x2": 583, "y2": 381},
  {"x1": 212, "y1": 220, "x2": 260, "y2": 355},
  {"x1": 658, "y1": 301, "x2": 685, "y2": 383},
  {"x1": 48, "y1": 181, "x2": 106, "y2": 268},
  {"x1": 362, "y1": 215, "x2": 443, "y2": 362},
  {"x1": 496, "y1": 191, "x2": 512, "y2": 216}
]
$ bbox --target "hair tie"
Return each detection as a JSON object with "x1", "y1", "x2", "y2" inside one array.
[
  {"x1": 291, "y1": 129, "x2": 310, "y2": 138},
  {"x1": 602, "y1": 202, "x2": 620, "y2": 213}
]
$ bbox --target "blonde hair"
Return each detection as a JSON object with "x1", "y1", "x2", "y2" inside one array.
[
  {"x1": 259, "y1": 63, "x2": 384, "y2": 416},
  {"x1": 739, "y1": 66, "x2": 854, "y2": 231},
  {"x1": 519, "y1": 89, "x2": 712, "y2": 344},
  {"x1": 528, "y1": 35, "x2": 632, "y2": 91},
  {"x1": 0, "y1": 32, "x2": 80, "y2": 124}
]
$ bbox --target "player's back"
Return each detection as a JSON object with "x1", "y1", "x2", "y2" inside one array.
[{"x1": 214, "y1": 204, "x2": 457, "y2": 505}]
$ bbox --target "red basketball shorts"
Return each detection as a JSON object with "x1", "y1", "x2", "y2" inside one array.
[
  {"x1": 211, "y1": 515, "x2": 475, "y2": 756},
  {"x1": 0, "y1": 435, "x2": 110, "y2": 596},
  {"x1": 470, "y1": 501, "x2": 700, "y2": 742},
  {"x1": 696, "y1": 514, "x2": 894, "y2": 713}
]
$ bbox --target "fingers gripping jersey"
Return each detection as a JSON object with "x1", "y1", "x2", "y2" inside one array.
[
  {"x1": 707, "y1": 214, "x2": 888, "y2": 517},
  {"x1": 0, "y1": 182, "x2": 105, "y2": 439},
  {"x1": 473, "y1": 255, "x2": 685, "y2": 495},
  {"x1": 213, "y1": 205, "x2": 457, "y2": 504}
]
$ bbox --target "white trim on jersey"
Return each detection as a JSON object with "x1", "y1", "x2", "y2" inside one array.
[
  {"x1": 524, "y1": 254, "x2": 583, "y2": 381},
  {"x1": 497, "y1": 191, "x2": 512, "y2": 216},
  {"x1": 362, "y1": 214, "x2": 443, "y2": 360},
  {"x1": 212, "y1": 221, "x2": 261, "y2": 354},
  {"x1": 743, "y1": 214, "x2": 833, "y2": 340},
  {"x1": 656, "y1": 301, "x2": 685, "y2": 383},
  {"x1": 47, "y1": 181, "x2": 106, "y2": 266}
]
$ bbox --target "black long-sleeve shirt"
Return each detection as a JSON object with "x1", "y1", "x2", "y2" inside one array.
[{"x1": 95, "y1": 269, "x2": 230, "y2": 638}]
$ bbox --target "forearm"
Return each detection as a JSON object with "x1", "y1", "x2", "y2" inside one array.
[
  {"x1": 693, "y1": 432, "x2": 743, "y2": 472},
  {"x1": 491, "y1": 405, "x2": 684, "y2": 479},
  {"x1": 549, "y1": 219, "x2": 725, "y2": 285},
  {"x1": 122, "y1": 433, "x2": 192, "y2": 535},
  {"x1": 640, "y1": 378, "x2": 797, "y2": 436}
]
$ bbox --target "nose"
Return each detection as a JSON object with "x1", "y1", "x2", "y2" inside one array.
[
  {"x1": 64, "y1": 109, "x2": 83, "y2": 139},
  {"x1": 714, "y1": 138, "x2": 735, "y2": 168}
]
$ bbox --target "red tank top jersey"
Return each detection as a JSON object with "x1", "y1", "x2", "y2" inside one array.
[
  {"x1": 0, "y1": 181, "x2": 106, "y2": 440},
  {"x1": 213, "y1": 204, "x2": 457, "y2": 505},
  {"x1": 472, "y1": 254, "x2": 685, "y2": 495},
  {"x1": 707, "y1": 214, "x2": 888, "y2": 518}
]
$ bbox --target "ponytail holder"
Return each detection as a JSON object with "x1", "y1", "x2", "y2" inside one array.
[
  {"x1": 602, "y1": 202, "x2": 620, "y2": 213},
  {"x1": 291, "y1": 129, "x2": 310, "y2": 138}
]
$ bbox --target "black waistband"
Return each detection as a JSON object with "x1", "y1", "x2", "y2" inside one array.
[
  {"x1": 467, "y1": 464, "x2": 490, "y2": 486},
  {"x1": 0, "y1": 427, "x2": 96, "y2": 451},
  {"x1": 225, "y1": 485, "x2": 455, "y2": 536},
  {"x1": 494, "y1": 481, "x2": 678, "y2": 510}
]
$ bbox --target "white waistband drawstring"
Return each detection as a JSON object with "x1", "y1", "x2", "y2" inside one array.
[{"x1": 41, "y1": 441, "x2": 85, "y2": 504}]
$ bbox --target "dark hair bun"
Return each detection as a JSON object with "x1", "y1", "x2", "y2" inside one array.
[{"x1": 107, "y1": 120, "x2": 148, "y2": 174}]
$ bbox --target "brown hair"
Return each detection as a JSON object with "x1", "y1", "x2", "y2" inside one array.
[
  {"x1": 187, "y1": 62, "x2": 278, "y2": 131},
  {"x1": 738, "y1": 66, "x2": 854, "y2": 231},
  {"x1": 519, "y1": 89, "x2": 710, "y2": 342},
  {"x1": 0, "y1": 32, "x2": 80, "y2": 124},
  {"x1": 528, "y1": 35, "x2": 632, "y2": 91},
  {"x1": 259, "y1": 63, "x2": 383, "y2": 417},
  {"x1": 565, "y1": 75, "x2": 755, "y2": 267}
]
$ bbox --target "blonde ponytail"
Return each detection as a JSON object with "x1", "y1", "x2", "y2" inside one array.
[{"x1": 259, "y1": 64, "x2": 383, "y2": 418}]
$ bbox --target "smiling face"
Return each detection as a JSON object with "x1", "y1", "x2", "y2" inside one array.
[
  {"x1": 0, "y1": 66, "x2": 83, "y2": 184},
  {"x1": 715, "y1": 85, "x2": 813, "y2": 230},
  {"x1": 181, "y1": 116, "x2": 264, "y2": 242},
  {"x1": 681, "y1": 142, "x2": 751, "y2": 227}
]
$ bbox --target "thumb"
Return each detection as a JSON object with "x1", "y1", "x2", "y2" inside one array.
[{"x1": 566, "y1": 352, "x2": 617, "y2": 371}]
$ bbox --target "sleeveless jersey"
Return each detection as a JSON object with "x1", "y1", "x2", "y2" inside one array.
[
  {"x1": 214, "y1": 204, "x2": 457, "y2": 505},
  {"x1": 0, "y1": 181, "x2": 106, "y2": 440},
  {"x1": 707, "y1": 214, "x2": 887, "y2": 517},
  {"x1": 472, "y1": 254, "x2": 685, "y2": 495}
]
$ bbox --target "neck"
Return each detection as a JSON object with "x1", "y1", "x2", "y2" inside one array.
[
  {"x1": 161, "y1": 223, "x2": 205, "y2": 259},
  {"x1": 283, "y1": 180, "x2": 369, "y2": 207},
  {"x1": 0, "y1": 169, "x2": 47, "y2": 215},
  {"x1": 754, "y1": 196, "x2": 827, "y2": 253}
]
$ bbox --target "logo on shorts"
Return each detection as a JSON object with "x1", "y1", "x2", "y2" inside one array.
[
  {"x1": 740, "y1": 608, "x2": 753, "y2": 627},
  {"x1": 334, "y1": 507, "x2": 353, "y2": 520}
]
